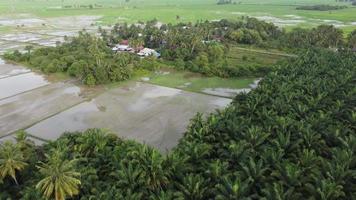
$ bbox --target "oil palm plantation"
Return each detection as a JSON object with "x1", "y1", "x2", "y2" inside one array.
[
  {"x1": 36, "y1": 150, "x2": 81, "y2": 200},
  {"x1": 0, "y1": 141, "x2": 28, "y2": 184}
]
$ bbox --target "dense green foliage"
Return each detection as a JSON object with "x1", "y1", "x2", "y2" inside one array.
[
  {"x1": 4, "y1": 18, "x2": 356, "y2": 84},
  {"x1": 1, "y1": 49, "x2": 355, "y2": 199},
  {"x1": 280, "y1": 25, "x2": 345, "y2": 49},
  {"x1": 296, "y1": 4, "x2": 348, "y2": 11},
  {"x1": 105, "y1": 18, "x2": 284, "y2": 77},
  {"x1": 3, "y1": 32, "x2": 139, "y2": 85}
]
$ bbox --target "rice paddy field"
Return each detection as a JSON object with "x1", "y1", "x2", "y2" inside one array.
[{"x1": 0, "y1": 0, "x2": 355, "y2": 33}]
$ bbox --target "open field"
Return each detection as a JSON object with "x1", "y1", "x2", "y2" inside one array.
[
  {"x1": 227, "y1": 45, "x2": 291, "y2": 66},
  {"x1": 146, "y1": 70, "x2": 256, "y2": 98},
  {"x1": 0, "y1": 0, "x2": 355, "y2": 33}
]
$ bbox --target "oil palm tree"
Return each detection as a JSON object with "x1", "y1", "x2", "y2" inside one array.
[
  {"x1": 0, "y1": 141, "x2": 28, "y2": 184},
  {"x1": 36, "y1": 151, "x2": 81, "y2": 200}
]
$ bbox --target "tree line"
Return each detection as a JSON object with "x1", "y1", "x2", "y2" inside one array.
[
  {"x1": 1, "y1": 49, "x2": 355, "y2": 199},
  {"x1": 4, "y1": 18, "x2": 356, "y2": 85},
  {"x1": 296, "y1": 4, "x2": 348, "y2": 11}
]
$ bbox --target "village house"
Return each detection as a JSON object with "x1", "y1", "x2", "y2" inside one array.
[
  {"x1": 137, "y1": 48, "x2": 161, "y2": 58},
  {"x1": 112, "y1": 40, "x2": 160, "y2": 58}
]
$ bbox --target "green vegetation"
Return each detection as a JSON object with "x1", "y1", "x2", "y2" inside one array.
[
  {"x1": 1, "y1": 49, "x2": 355, "y2": 199},
  {"x1": 4, "y1": 18, "x2": 290, "y2": 85},
  {"x1": 4, "y1": 17, "x2": 356, "y2": 87},
  {"x1": 296, "y1": 4, "x2": 348, "y2": 11},
  {"x1": 0, "y1": 0, "x2": 355, "y2": 32},
  {"x1": 147, "y1": 70, "x2": 255, "y2": 93},
  {"x1": 3, "y1": 32, "x2": 137, "y2": 85}
]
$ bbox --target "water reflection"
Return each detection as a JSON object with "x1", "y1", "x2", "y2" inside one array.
[{"x1": 0, "y1": 72, "x2": 49, "y2": 99}]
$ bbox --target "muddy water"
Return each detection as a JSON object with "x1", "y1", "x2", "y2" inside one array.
[
  {"x1": 202, "y1": 79, "x2": 261, "y2": 98},
  {"x1": 0, "y1": 60, "x2": 31, "y2": 79},
  {"x1": 0, "y1": 72, "x2": 49, "y2": 99},
  {"x1": 27, "y1": 82, "x2": 232, "y2": 152},
  {"x1": 0, "y1": 82, "x2": 85, "y2": 136}
]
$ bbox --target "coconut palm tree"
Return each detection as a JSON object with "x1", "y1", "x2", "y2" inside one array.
[
  {"x1": 0, "y1": 141, "x2": 28, "y2": 184},
  {"x1": 36, "y1": 151, "x2": 81, "y2": 200}
]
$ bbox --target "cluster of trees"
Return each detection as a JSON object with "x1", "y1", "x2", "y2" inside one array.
[
  {"x1": 104, "y1": 18, "x2": 284, "y2": 77},
  {"x1": 5, "y1": 18, "x2": 284, "y2": 83},
  {"x1": 348, "y1": 30, "x2": 356, "y2": 49},
  {"x1": 4, "y1": 18, "x2": 356, "y2": 84},
  {"x1": 3, "y1": 32, "x2": 145, "y2": 86},
  {"x1": 1, "y1": 49, "x2": 355, "y2": 199},
  {"x1": 280, "y1": 25, "x2": 345, "y2": 49},
  {"x1": 104, "y1": 18, "x2": 356, "y2": 77},
  {"x1": 296, "y1": 4, "x2": 348, "y2": 11}
]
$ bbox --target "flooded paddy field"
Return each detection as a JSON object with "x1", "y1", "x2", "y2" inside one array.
[
  {"x1": 0, "y1": 58, "x2": 86, "y2": 137},
  {"x1": 0, "y1": 58, "x2": 51, "y2": 99},
  {"x1": 0, "y1": 72, "x2": 49, "y2": 99},
  {"x1": 0, "y1": 15, "x2": 101, "y2": 55},
  {"x1": 0, "y1": 81, "x2": 85, "y2": 137},
  {"x1": 0, "y1": 59, "x2": 31, "y2": 79},
  {"x1": 0, "y1": 59, "x2": 232, "y2": 151},
  {"x1": 26, "y1": 82, "x2": 231, "y2": 152}
]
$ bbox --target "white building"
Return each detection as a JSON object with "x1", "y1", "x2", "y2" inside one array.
[
  {"x1": 137, "y1": 48, "x2": 161, "y2": 57},
  {"x1": 112, "y1": 44, "x2": 133, "y2": 52}
]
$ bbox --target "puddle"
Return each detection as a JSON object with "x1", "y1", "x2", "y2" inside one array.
[
  {"x1": 156, "y1": 71, "x2": 170, "y2": 75},
  {"x1": 255, "y1": 16, "x2": 305, "y2": 26},
  {"x1": 201, "y1": 78, "x2": 261, "y2": 98},
  {"x1": 284, "y1": 15, "x2": 303, "y2": 19},
  {"x1": 202, "y1": 87, "x2": 251, "y2": 97},
  {"x1": 142, "y1": 86, "x2": 180, "y2": 99},
  {"x1": 249, "y1": 79, "x2": 261, "y2": 89},
  {"x1": 0, "y1": 72, "x2": 49, "y2": 99},
  {"x1": 210, "y1": 98, "x2": 232, "y2": 107},
  {"x1": 0, "y1": 33, "x2": 44, "y2": 42},
  {"x1": 231, "y1": 12, "x2": 246, "y2": 15},
  {"x1": 177, "y1": 82, "x2": 191, "y2": 88},
  {"x1": 0, "y1": 17, "x2": 45, "y2": 27},
  {"x1": 141, "y1": 77, "x2": 150, "y2": 81}
]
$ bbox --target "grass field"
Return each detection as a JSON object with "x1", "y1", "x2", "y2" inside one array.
[
  {"x1": 147, "y1": 70, "x2": 255, "y2": 95},
  {"x1": 227, "y1": 45, "x2": 291, "y2": 66},
  {"x1": 0, "y1": 0, "x2": 355, "y2": 33}
]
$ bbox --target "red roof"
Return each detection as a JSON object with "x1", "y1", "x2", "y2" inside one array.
[{"x1": 120, "y1": 40, "x2": 129, "y2": 45}]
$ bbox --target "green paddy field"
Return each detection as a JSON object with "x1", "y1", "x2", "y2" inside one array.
[{"x1": 0, "y1": 0, "x2": 355, "y2": 32}]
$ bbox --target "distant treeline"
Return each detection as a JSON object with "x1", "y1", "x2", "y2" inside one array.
[{"x1": 296, "y1": 4, "x2": 347, "y2": 11}]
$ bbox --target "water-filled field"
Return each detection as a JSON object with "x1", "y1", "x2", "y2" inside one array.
[
  {"x1": 26, "y1": 82, "x2": 231, "y2": 151},
  {"x1": 0, "y1": 60, "x2": 232, "y2": 151}
]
